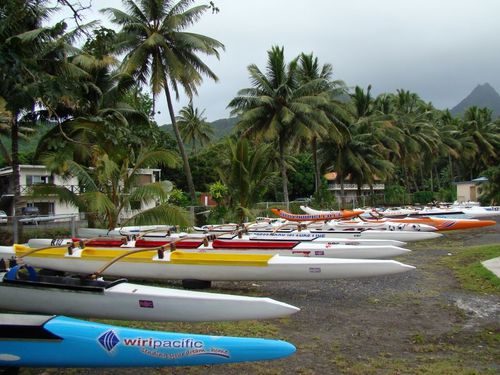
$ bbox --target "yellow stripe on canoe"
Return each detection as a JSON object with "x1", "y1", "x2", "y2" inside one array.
[
  {"x1": 13, "y1": 245, "x2": 273, "y2": 267},
  {"x1": 169, "y1": 251, "x2": 272, "y2": 267}
]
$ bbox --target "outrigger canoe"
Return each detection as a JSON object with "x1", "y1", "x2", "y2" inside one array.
[
  {"x1": 0, "y1": 313, "x2": 296, "y2": 368},
  {"x1": 193, "y1": 222, "x2": 443, "y2": 242},
  {"x1": 270, "y1": 208, "x2": 364, "y2": 221},
  {"x1": 363, "y1": 216, "x2": 496, "y2": 231},
  {"x1": 26, "y1": 238, "x2": 410, "y2": 259},
  {"x1": 0, "y1": 265, "x2": 299, "y2": 322},
  {"x1": 0, "y1": 245, "x2": 415, "y2": 281},
  {"x1": 249, "y1": 229, "x2": 442, "y2": 242},
  {"x1": 28, "y1": 235, "x2": 408, "y2": 248}
]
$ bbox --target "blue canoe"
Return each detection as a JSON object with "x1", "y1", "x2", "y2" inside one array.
[{"x1": 0, "y1": 314, "x2": 295, "y2": 367}]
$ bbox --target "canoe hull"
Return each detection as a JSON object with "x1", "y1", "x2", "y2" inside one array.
[
  {"x1": 0, "y1": 314, "x2": 295, "y2": 367},
  {"x1": 0, "y1": 275, "x2": 299, "y2": 322},
  {"x1": 0, "y1": 247, "x2": 415, "y2": 281},
  {"x1": 256, "y1": 230, "x2": 442, "y2": 242}
]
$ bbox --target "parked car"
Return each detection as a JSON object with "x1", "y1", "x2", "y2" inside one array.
[
  {"x1": 0, "y1": 210, "x2": 7, "y2": 224},
  {"x1": 22, "y1": 206, "x2": 40, "y2": 216}
]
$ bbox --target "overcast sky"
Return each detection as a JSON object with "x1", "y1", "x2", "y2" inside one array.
[{"x1": 54, "y1": 0, "x2": 500, "y2": 124}]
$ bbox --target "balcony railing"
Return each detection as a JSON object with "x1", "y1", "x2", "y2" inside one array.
[
  {"x1": 18, "y1": 184, "x2": 83, "y2": 195},
  {"x1": 327, "y1": 183, "x2": 385, "y2": 191}
]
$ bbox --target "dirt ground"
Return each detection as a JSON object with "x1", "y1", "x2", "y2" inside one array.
[{"x1": 14, "y1": 219, "x2": 500, "y2": 375}]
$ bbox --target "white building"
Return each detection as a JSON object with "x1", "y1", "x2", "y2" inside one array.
[
  {"x1": 325, "y1": 172, "x2": 385, "y2": 205},
  {"x1": 0, "y1": 165, "x2": 162, "y2": 219},
  {"x1": 455, "y1": 177, "x2": 487, "y2": 203},
  {"x1": 0, "y1": 165, "x2": 79, "y2": 216}
]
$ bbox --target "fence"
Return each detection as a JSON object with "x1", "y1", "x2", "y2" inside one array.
[
  {"x1": 0, "y1": 214, "x2": 87, "y2": 245},
  {"x1": 0, "y1": 207, "x2": 209, "y2": 245}
]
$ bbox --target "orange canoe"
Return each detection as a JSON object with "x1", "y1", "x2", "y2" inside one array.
[
  {"x1": 271, "y1": 208, "x2": 364, "y2": 222},
  {"x1": 366, "y1": 217, "x2": 496, "y2": 231}
]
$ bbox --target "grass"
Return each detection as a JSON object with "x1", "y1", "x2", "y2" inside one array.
[{"x1": 440, "y1": 244, "x2": 500, "y2": 294}]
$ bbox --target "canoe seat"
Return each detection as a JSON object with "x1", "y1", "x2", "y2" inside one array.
[{"x1": 0, "y1": 318, "x2": 62, "y2": 341}]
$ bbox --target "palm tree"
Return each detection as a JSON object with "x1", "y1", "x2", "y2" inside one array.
[
  {"x1": 228, "y1": 46, "x2": 334, "y2": 207},
  {"x1": 319, "y1": 86, "x2": 397, "y2": 207},
  {"x1": 0, "y1": 0, "x2": 89, "y2": 223},
  {"x1": 0, "y1": 98, "x2": 35, "y2": 164},
  {"x1": 390, "y1": 90, "x2": 439, "y2": 192},
  {"x1": 296, "y1": 53, "x2": 348, "y2": 196},
  {"x1": 216, "y1": 137, "x2": 277, "y2": 223},
  {"x1": 103, "y1": 0, "x2": 225, "y2": 203},
  {"x1": 177, "y1": 103, "x2": 213, "y2": 154},
  {"x1": 35, "y1": 31, "x2": 154, "y2": 167},
  {"x1": 34, "y1": 147, "x2": 189, "y2": 229},
  {"x1": 460, "y1": 106, "x2": 500, "y2": 178}
]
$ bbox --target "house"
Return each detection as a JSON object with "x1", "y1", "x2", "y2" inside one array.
[
  {"x1": 0, "y1": 165, "x2": 162, "y2": 219},
  {"x1": 324, "y1": 172, "x2": 385, "y2": 205},
  {"x1": 119, "y1": 168, "x2": 162, "y2": 221},
  {"x1": 455, "y1": 177, "x2": 487, "y2": 203},
  {"x1": 0, "y1": 165, "x2": 79, "y2": 216}
]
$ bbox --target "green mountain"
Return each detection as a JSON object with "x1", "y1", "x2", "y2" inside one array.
[
  {"x1": 160, "y1": 116, "x2": 238, "y2": 141},
  {"x1": 450, "y1": 83, "x2": 500, "y2": 118}
]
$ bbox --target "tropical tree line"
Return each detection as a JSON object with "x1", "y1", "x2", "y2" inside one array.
[{"x1": 1, "y1": 0, "x2": 499, "y2": 229}]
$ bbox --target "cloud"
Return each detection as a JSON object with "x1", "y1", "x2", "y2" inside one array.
[{"x1": 51, "y1": 0, "x2": 500, "y2": 122}]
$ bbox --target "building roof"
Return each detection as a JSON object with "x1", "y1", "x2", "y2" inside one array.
[{"x1": 324, "y1": 172, "x2": 382, "y2": 181}]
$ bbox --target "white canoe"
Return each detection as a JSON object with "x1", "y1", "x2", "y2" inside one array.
[
  {"x1": 27, "y1": 238, "x2": 410, "y2": 259},
  {"x1": 243, "y1": 233, "x2": 406, "y2": 246},
  {"x1": 0, "y1": 268, "x2": 299, "y2": 322},
  {"x1": 1, "y1": 245, "x2": 415, "y2": 281},
  {"x1": 27, "y1": 235, "x2": 408, "y2": 248},
  {"x1": 246, "y1": 229, "x2": 442, "y2": 242},
  {"x1": 305, "y1": 229, "x2": 442, "y2": 242}
]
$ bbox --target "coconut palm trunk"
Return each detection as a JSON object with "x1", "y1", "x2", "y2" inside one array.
[
  {"x1": 278, "y1": 136, "x2": 289, "y2": 208},
  {"x1": 10, "y1": 116, "x2": 20, "y2": 215},
  {"x1": 312, "y1": 136, "x2": 321, "y2": 194},
  {"x1": 165, "y1": 86, "x2": 196, "y2": 203},
  {"x1": 10, "y1": 115, "x2": 23, "y2": 242}
]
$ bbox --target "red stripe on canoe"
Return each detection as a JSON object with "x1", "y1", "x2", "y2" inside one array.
[
  {"x1": 212, "y1": 239, "x2": 299, "y2": 249},
  {"x1": 135, "y1": 239, "x2": 204, "y2": 248}
]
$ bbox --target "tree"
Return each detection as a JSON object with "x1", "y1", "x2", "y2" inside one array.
[
  {"x1": 228, "y1": 46, "x2": 335, "y2": 207},
  {"x1": 0, "y1": 0, "x2": 89, "y2": 223},
  {"x1": 103, "y1": 0, "x2": 224, "y2": 203},
  {"x1": 216, "y1": 138, "x2": 277, "y2": 223},
  {"x1": 459, "y1": 107, "x2": 500, "y2": 178},
  {"x1": 34, "y1": 147, "x2": 189, "y2": 229},
  {"x1": 319, "y1": 86, "x2": 398, "y2": 207},
  {"x1": 35, "y1": 28, "x2": 157, "y2": 167},
  {"x1": 296, "y1": 52, "x2": 348, "y2": 196},
  {"x1": 390, "y1": 90, "x2": 439, "y2": 192},
  {"x1": 177, "y1": 103, "x2": 213, "y2": 154}
]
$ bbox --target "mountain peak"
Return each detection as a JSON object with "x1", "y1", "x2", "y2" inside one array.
[{"x1": 451, "y1": 83, "x2": 500, "y2": 118}]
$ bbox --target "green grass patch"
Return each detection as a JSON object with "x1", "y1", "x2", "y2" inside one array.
[{"x1": 440, "y1": 244, "x2": 500, "y2": 294}]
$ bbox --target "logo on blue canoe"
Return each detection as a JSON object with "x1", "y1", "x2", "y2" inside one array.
[{"x1": 98, "y1": 330, "x2": 120, "y2": 352}]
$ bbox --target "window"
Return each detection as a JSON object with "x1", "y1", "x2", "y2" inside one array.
[
  {"x1": 130, "y1": 200, "x2": 141, "y2": 210},
  {"x1": 26, "y1": 175, "x2": 52, "y2": 185}
]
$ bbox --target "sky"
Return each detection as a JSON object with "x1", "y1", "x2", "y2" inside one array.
[{"x1": 53, "y1": 0, "x2": 500, "y2": 124}]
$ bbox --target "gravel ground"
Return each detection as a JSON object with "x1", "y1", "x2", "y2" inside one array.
[{"x1": 11, "y1": 219, "x2": 500, "y2": 374}]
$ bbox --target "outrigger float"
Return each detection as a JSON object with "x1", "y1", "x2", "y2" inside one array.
[
  {"x1": 0, "y1": 264, "x2": 299, "y2": 322},
  {"x1": 0, "y1": 244, "x2": 415, "y2": 284},
  {"x1": 0, "y1": 313, "x2": 296, "y2": 368}
]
